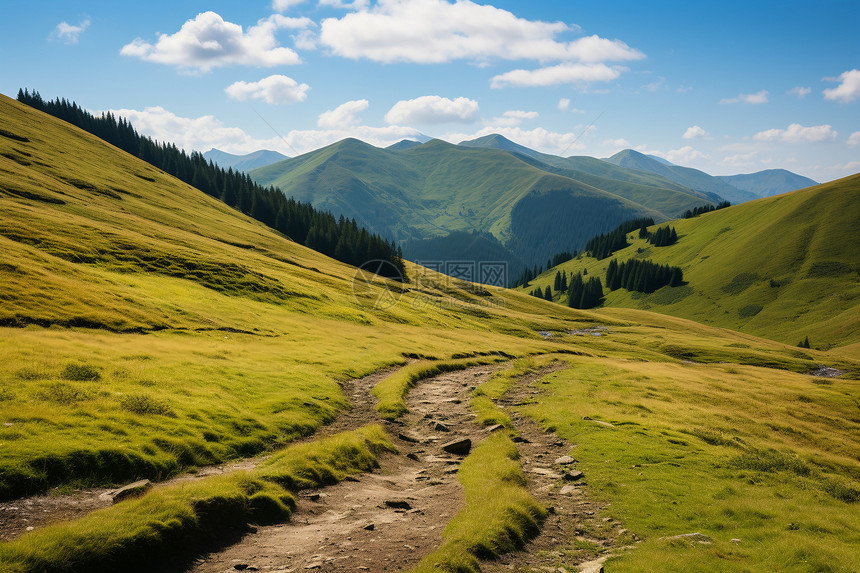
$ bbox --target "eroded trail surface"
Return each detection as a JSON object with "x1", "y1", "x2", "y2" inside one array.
[{"x1": 186, "y1": 363, "x2": 504, "y2": 573}]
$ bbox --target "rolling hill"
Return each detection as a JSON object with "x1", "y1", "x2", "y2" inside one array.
[
  {"x1": 520, "y1": 176, "x2": 860, "y2": 349},
  {"x1": 2, "y1": 92, "x2": 859, "y2": 573},
  {"x1": 250, "y1": 137, "x2": 714, "y2": 270}
]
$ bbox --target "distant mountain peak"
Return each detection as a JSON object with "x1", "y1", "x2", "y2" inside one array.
[{"x1": 203, "y1": 148, "x2": 288, "y2": 172}]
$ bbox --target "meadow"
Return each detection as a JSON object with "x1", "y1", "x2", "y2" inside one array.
[{"x1": 1, "y1": 93, "x2": 858, "y2": 571}]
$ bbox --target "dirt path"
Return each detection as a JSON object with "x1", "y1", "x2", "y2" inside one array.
[
  {"x1": 483, "y1": 363, "x2": 627, "y2": 573},
  {"x1": 184, "y1": 363, "x2": 504, "y2": 573},
  {"x1": 0, "y1": 367, "x2": 399, "y2": 543}
]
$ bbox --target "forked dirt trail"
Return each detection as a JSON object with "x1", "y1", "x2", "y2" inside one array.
[{"x1": 185, "y1": 363, "x2": 505, "y2": 573}]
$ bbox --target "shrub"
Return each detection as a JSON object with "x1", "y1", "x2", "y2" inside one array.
[
  {"x1": 60, "y1": 363, "x2": 101, "y2": 381},
  {"x1": 119, "y1": 394, "x2": 176, "y2": 417}
]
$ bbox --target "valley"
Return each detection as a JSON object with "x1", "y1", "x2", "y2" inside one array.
[{"x1": 1, "y1": 90, "x2": 858, "y2": 573}]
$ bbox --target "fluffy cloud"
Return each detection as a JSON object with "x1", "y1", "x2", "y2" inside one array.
[
  {"x1": 51, "y1": 18, "x2": 90, "y2": 44},
  {"x1": 558, "y1": 98, "x2": 571, "y2": 110},
  {"x1": 823, "y1": 69, "x2": 860, "y2": 103},
  {"x1": 753, "y1": 123, "x2": 837, "y2": 143},
  {"x1": 720, "y1": 152, "x2": 758, "y2": 167},
  {"x1": 225, "y1": 75, "x2": 310, "y2": 104},
  {"x1": 319, "y1": 0, "x2": 371, "y2": 9},
  {"x1": 272, "y1": 0, "x2": 306, "y2": 10},
  {"x1": 448, "y1": 126, "x2": 587, "y2": 155},
  {"x1": 106, "y1": 105, "x2": 424, "y2": 156},
  {"x1": 121, "y1": 12, "x2": 311, "y2": 72},
  {"x1": 318, "y1": 99, "x2": 370, "y2": 128},
  {"x1": 490, "y1": 110, "x2": 539, "y2": 127},
  {"x1": 719, "y1": 90, "x2": 769, "y2": 105},
  {"x1": 682, "y1": 125, "x2": 707, "y2": 140},
  {"x1": 318, "y1": 0, "x2": 643, "y2": 65},
  {"x1": 847, "y1": 131, "x2": 860, "y2": 145},
  {"x1": 640, "y1": 145, "x2": 708, "y2": 165},
  {"x1": 788, "y1": 86, "x2": 811, "y2": 98},
  {"x1": 490, "y1": 63, "x2": 621, "y2": 88},
  {"x1": 385, "y1": 96, "x2": 479, "y2": 125}
]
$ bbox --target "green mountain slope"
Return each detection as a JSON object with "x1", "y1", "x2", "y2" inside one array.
[
  {"x1": 717, "y1": 168, "x2": 818, "y2": 198},
  {"x1": 606, "y1": 149, "x2": 759, "y2": 204},
  {"x1": 251, "y1": 137, "x2": 712, "y2": 266},
  {"x1": 521, "y1": 176, "x2": 860, "y2": 348},
  {"x1": 2, "y1": 93, "x2": 859, "y2": 573}
]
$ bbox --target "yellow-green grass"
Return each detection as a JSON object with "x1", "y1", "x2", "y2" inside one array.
[
  {"x1": 470, "y1": 356, "x2": 557, "y2": 428},
  {"x1": 0, "y1": 93, "x2": 585, "y2": 497},
  {"x1": 0, "y1": 425, "x2": 392, "y2": 573},
  {"x1": 372, "y1": 356, "x2": 509, "y2": 420},
  {"x1": 410, "y1": 432, "x2": 546, "y2": 573},
  {"x1": 519, "y1": 175, "x2": 860, "y2": 349},
  {"x1": 520, "y1": 357, "x2": 860, "y2": 572}
]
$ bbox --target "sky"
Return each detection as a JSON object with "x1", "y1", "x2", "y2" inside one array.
[{"x1": 2, "y1": 0, "x2": 859, "y2": 183}]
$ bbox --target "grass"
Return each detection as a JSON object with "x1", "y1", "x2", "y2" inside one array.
[
  {"x1": 2, "y1": 93, "x2": 860, "y2": 571},
  {"x1": 517, "y1": 175, "x2": 860, "y2": 349},
  {"x1": 409, "y1": 432, "x2": 547, "y2": 573},
  {"x1": 372, "y1": 356, "x2": 508, "y2": 420},
  {"x1": 518, "y1": 356, "x2": 860, "y2": 572},
  {"x1": 0, "y1": 425, "x2": 393, "y2": 573}
]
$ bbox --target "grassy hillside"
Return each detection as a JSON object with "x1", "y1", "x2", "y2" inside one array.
[
  {"x1": 250, "y1": 137, "x2": 711, "y2": 265},
  {"x1": 519, "y1": 177, "x2": 860, "y2": 348},
  {"x1": 2, "y1": 94, "x2": 858, "y2": 572}
]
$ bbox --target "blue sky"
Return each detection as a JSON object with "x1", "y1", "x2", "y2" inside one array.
[{"x1": 2, "y1": 0, "x2": 858, "y2": 182}]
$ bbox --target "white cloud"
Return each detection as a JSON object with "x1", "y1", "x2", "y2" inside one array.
[
  {"x1": 448, "y1": 126, "x2": 587, "y2": 155},
  {"x1": 753, "y1": 123, "x2": 837, "y2": 143},
  {"x1": 604, "y1": 138, "x2": 630, "y2": 148},
  {"x1": 719, "y1": 90, "x2": 769, "y2": 105},
  {"x1": 558, "y1": 98, "x2": 570, "y2": 110},
  {"x1": 384, "y1": 95, "x2": 479, "y2": 125},
  {"x1": 120, "y1": 12, "x2": 311, "y2": 72},
  {"x1": 51, "y1": 18, "x2": 90, "y2": 44},
  {"x1": 272, "y1": 0, "x2": 307, "y2": 10},
  {"x1": 318, "y1": 99, "x2": 370, "y2": 128},
  {"x1": 788, "y1": 86, "x2": 811, "y2": 98},
  {"x1": 720, "y1": 152, "x2": 758, "y2": 167},
  {"x1": 318, "y1": 0, "x2": 643, "y2": 65},
  {"x1": 848, "y1": 131, "x2": 860, "y2": 146},
  {"x1": 682, "y1": 125, "x2": 707, "y2": 140},
  {"x1": 319, "y1": 0, "x2": 371, "y2": 9},
  {"x1": 490, "y1": 63, "x2": 621, "y2": 88},
  {"x1": 641, "y1": 145, "x2": 708, "y2": 165},
  {"x1": 106, "y1": 105, "x2": 424, "y2": 156},
  {"x1": 641, "y1": 77, "x2": 665, "y2": 92},
  {"x1": 225, "y1": 75, "x2": 310, "y2": 104},
  {"x1": 823, "y1": 69, "x2": 860, "y2": 103},
  {"x1": 489, "y1": 110, "x2": 539, "y2": 127}
]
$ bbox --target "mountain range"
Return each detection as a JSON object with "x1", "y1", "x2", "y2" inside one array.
[
  {"x1": 248, "y1": 135, "x2": 817, "y2": 276},
  {"x1": 202, "y1": 148, "x2": 288, "y2": 172}
]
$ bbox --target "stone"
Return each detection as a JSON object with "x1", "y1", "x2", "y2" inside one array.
[
  {"x1": 442, "y1": 438, "x2": 472, "y2": 455},
  {"x1": 486, "y1": 424, "x2": 505, "y2": 432},
  {"x1": 583, "y1": 416, "x2": 615, "y2": 428},
  {"x1": 563, "y1": 470, "x2": 584, "y2": 481},
  {"x1": 363, "y1": 523, "x2": 375, "y2": 531},
  {"x1": 406, "y1": 452, "x2": 420, "y2": 461},
  {"x1": 661, "y1": 532, "x2": 713, "y2": 544},
  {"x1": 384, "y1": 500, "x2": 412, "y2": 510},
  {"x1": 512, "y1": 436, "x2": 531, "y2": 444},
  {"x1": 433, "y1": 421, "x2": 450, "y2": 432},
  {"x1": 398, "y1": 432, "x2": 420, "y2": 443},
  {"x1": 555, "y1": 455, "x2": 576, "y2": 465},
  {"x1": 111, "y1": 479, "x2": 152, "y2": 504},
  {"x1": 559, "y1": 485, "x2": 577, "y2": 495}
]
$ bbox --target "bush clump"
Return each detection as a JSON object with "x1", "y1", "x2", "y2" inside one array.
[{"x1": 60, "y1": 363, "x2": 101, "y2": 381}]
